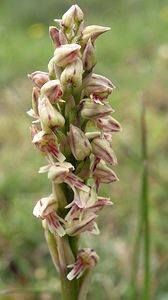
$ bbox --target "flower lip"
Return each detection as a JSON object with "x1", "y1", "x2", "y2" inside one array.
[{"x1": 67, "y1": 248, "x2": 99, "y2": 280}]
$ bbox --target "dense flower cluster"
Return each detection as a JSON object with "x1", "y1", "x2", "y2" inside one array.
[{"x1": 28, "y1": 4, "x2": 121, "y2": 280}]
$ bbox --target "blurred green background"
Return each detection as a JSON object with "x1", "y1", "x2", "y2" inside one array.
[{"x1": 0, "y1": 0, "x2": 168, "y2": 299}]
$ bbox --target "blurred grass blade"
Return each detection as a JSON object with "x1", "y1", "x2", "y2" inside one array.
[
  {"x1": 141, "y1": 95, "x2": 150, "y2": 300},
  {"x1": 130, "y1": 94, "x2": 150, "y2": 300}
]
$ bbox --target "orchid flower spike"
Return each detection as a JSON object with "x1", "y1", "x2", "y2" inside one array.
[{"x1": 28, "y1": 4, "x2": 121, "y2": 298}]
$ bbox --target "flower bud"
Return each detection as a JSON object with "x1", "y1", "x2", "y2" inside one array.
[
  {"x1": 93, "y1": 159, "x2": 119, "y2": 185},
  {"x1": 28, "y1": 71, "x2": 49, "y2": 88},
  {"x1": 27, "y1": 87, "x2": 40, "y2": 118},
  {"x1": 68, "y1": 125, "x2": 91, "y2": 160},
  {"x1": 38, "y1": 97, "x2": 65, "y2": 130},
  {"x1": 49, "y1": 26, "x2": 60, "y2": 48},
  {"x1": 40, "y1": 80, "x2": 63, "y2": 104},
  {"x1": 61, "y1": 5, "x2": 84, "y2": 33},
  {"x1": 96, "y1": 116, "x2": 122, "y2": 132},
  {"x1": 60, "y1": 58, "x2": 83, "y2": 88},
  {"x1": 84, "y1": 73, "x2": 115, "y2": 102},
  {"x1": 49, "y1": 26, "x2": 68, "y2": 48},
  {"x1": 82, "y1": 38, "x2": 96, "y2": 71},
  {"x1": 81, "y1": 25, "x2": 110, "y2": 44},
  {"x1": 32, "y1": 87, "x2": 40, "y2": 115},
  {"x1": 54, "y1": 44, "x2": 81, "y2": 67},
  {"x1": 48, "y1": 57, "x2": 56, "y2": 79},
  {"x1": 80, "y1": 98, "x2": 113, "y2": 119},
  {"x1": 91, "y1": 138, "x2": 117, "y2": 165}
]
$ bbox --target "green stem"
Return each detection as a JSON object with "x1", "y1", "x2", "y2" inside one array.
[
  {"x1": 50, "y1": 183, "x2": 79, "y2": 300},
  {"x1": 44, "y1": 229, "x2": 60, "y2": 272},
  {"x1": 141, "y1": 98, "x2": 150, "y2": 300},
  {"x1": 78, "y1": 270, "x2": 92, "y2": 300},
  {"x1": 56, "y1": 236, "x2": 79, "y2": 300}
]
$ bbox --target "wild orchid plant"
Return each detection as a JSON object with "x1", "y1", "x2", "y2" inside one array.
[{"x1": 28, "y1": 4, "x2": 121, "y2": 300}]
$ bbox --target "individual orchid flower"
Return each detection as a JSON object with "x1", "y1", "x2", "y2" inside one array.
[
  {"x1": 67, "y1": 248, "x2": 99, "y2": 280},
  {"x1": 60, "y1": 57, "x2": 83, "y2": 88},
  {"x1": 39, "y1": 161, "x2": 74, "y2": 183},
  {"x1": 96, "y1": 115, "x2": 122, "y2": 132},
  {"x1": 38, "y1": 96, "x2": 65, "y2": 130},
  {"x1": 80, "y1": 98, "x2": 113, "y2": 119},
  {"x1": 39, "y1": 162, "x2": 90, "y2": 199},
  {"x1": 49, "y1": 26, "x2": 68, "y2": 48},
  {"x1": 91, "y1": 137, "x2": 118, "y2": 165},
  {"x1": 84, "y1": 73, "x2": 115, "y2": 104},
  {"x1": 53, "y1": 44, "x2": 81, "y2": 67},
  {"x1": 81, "y1": 25, "x2": 111, "y2": 44},
  {"x1": 68, "y1": 125, "x2": 91, "y2": 161},
  {"x1": 27, "y1": 87, "x2": 40, "y2": 119},
  {"x1": 33, "y1": 194, "x2": 66, "y2": 237},
  {"x1": 40, "y1": 80, "x2": 63, "y2": 104},
  {"x1": 61, "y1": 4, "x2": 84, "y2": 34},
  {"x1": 31, "y1": 126, "x2": 65, "y2": 162},
  {"x1": 65, "y1": 209, "x2": 97, "y2": 236},
  {"x1": 66, "y1": 187, "x2": 97, "y2": 209},
  {"x1": 82, "y1": 38, "x2": 97, "y2": 71},
  {"x1": 28, "y1": 71, "x2": 49, "y2": 88},
  {"x1": 65, "y1": 192, "x2": 112, "y2": 236},
  {"x1": 92, "y1": 159, "x2": 119, "y2": 191}
]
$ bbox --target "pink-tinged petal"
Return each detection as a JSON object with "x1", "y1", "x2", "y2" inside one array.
[
  {"x1": 33, "y1": 195, "x2": 57, "y2": 219},
  {"x1": 81, "y1": 25, "x2": 111, "y2": 44},
  {"x1": 54, "y1": 44, "x2": 81, "y2": 67},
  {"x1": 92, "y1": 159, "x2": 119, "y2": 187},
  {"x1": 88, "y1": 197, "x2": 112, "y2": 213},
  {"x1": 86, "y1": 221, "x2": 100, "y2": 235},
  {"x1": 47, "y1": 212, "x2": 66, "y2": 237},
  {"x1": 66, "y1": 186, "x2": 96, "y2": 209},
  {"x1": 38, "y1": 164, "x2": 51, "y2": 174},
  {"x1": 49, "y1": 26, "x2": 61, "y2": 48},
  {"x1": 96, "y1": 116, "x2": 122, "y2": 132},
  {"x1": 65, "y1": 203, "x2": 81, "y2": 222},
  {"x1": 40, "y1": 80, "x2": 63, "y2": 104},
  {"x1": 33, "y1": 195, "x2": 65, "y2": 237},
  {"x1": 83, "y1": 73, "x2": 115, "y2": 102},
  {"x1": 80, "y1": 98, "x2": 113, "y2": 120},
  {"x1": 27, "y1": 108, "x2": 39, "y2": 119},
  {"x1": 67, "y1": 260, "x2": 86, "y2": 280},
  {"x1": 65, "y1": 174, "x2": 90, "y2": 192},
  {"x1": 91, "y1": 138, "x2": 117, "y2": 165}
]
